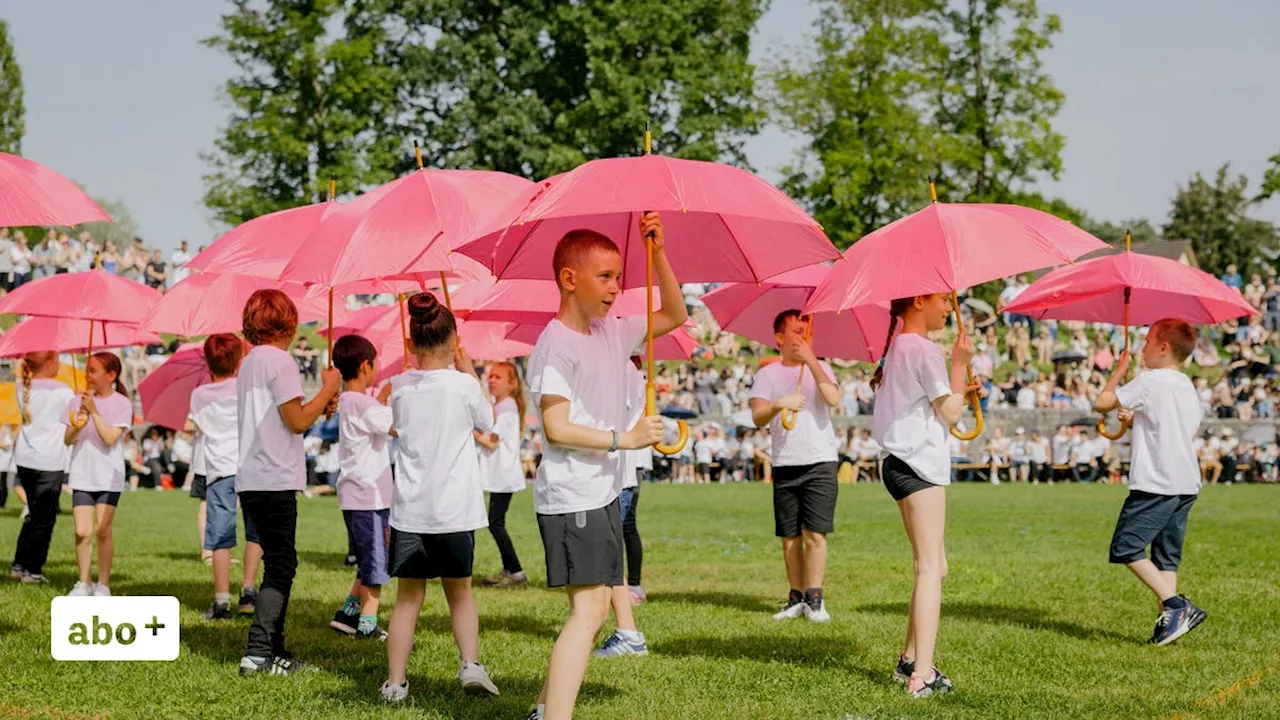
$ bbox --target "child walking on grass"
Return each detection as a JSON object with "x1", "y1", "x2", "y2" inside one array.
[{"x1": 11, "y1": 351, "x2": 74, "y2": 585}]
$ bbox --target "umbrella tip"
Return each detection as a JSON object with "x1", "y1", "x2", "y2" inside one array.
[
  {"x1": 644, "y1": 122, "x2": 652, "y2": 155},
  {"x1": 927, "y1": 176, "x2": 937, "y2": 203}
]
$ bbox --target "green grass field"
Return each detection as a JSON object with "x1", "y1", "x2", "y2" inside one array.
[{"x1": 1, "y1": 483, "x2": 1278, "y2": 719}]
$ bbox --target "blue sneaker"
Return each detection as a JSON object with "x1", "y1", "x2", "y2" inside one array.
[{"x1": 592, "y1": 630, "x2": 648, "y2": 658}]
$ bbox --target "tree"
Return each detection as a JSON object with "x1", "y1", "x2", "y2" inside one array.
[
  {"x1": 202, "y1": 0, "x2": 405, "y2": 227},
  {"x1": 389, "y1": 0, "x2": 765, "y2": 177},
  {"x1": 81, "y1": 195, "x2": 140, "y2": 251},
  {"x1": 930, "y1": 0, "x2": 1065, "y2": 203},
  {"x1": 768, "y1": 0, "x2": 944, "y2": 248},
  {"x1": 1164, "y1": 164, "x2": 1278, "y2": 277},
  {"x1": 1258, "y1": 152, "x2": 1280, "y2": 203},
  {"x1": 0, "y1": 19, "x2": 24, "y2": 154},
  {"x1": 1081, "y1": 217, "x2": 1159, "y2": 246}
]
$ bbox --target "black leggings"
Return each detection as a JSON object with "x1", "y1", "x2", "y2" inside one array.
[
  {"x1": 12, "y1": 467, "x2": 65, "y2": 575},
  {"x1": 622, "y1": 485, "x2": 643, "y2": 587},
  {"x1": 487, "y1": 492, "x2": 523, "y2": 574},
  {"x1": 0, "y1": 471, "x2": 8, "y2": 509}
]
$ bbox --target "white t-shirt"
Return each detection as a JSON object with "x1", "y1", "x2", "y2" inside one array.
[
  {"x1": 0, "y1": 426, "x2": 13, "y2": 470},
  {"x1": 526, "y1": 316, "x2": 647, "y2": 515},
  {"x1": 191, "y1": 427, "x2": 207, "y2": 477},
  {"x1": 171, "y1": 434, "x2": 193, "y2": 465},
  {"x1": 189, "y1": 379, "x2": 239, "y2": 480},
  {"x1": 1009, "y1": 439, "x2": 1030, "y2": 463},
  {"x1": 750, "y1": 360, "x2": 839, "y2": 467},
  {"x1": 622, "y1": 366, "x2": 652, "y2": 487},
  {"x1": 389, "y1": 369, "x2": 493, "y2": 534},
  {"x1": 15, "y1": 378, "x2": 76, "y2": 472},
  {"x1": 872, "y1": 334, "x2": 953, "y2": 485},
  {"x1": 1051, "y1": 434, "x2": 1071, "y2": 465},
  {"x1": 236, "y1": 345, "x2": 305, "y2": 492},
  {"x1": 1029, "y1": 438, "x2": 1049, "y2": 464},
  {"x1": 337, "y1": 391, "x2": 394, "y2": 511},
  {"x1": 63, "y1": 392, "x2": 133, "y2": 492},
  {"x1": 1016, "y1": 386, "x2": 1037, "y2": 409},
  {"x1": 479, "y1": 397, "x2": 525, "y2": 494},
  {"x1": 1115, "y1": 368, "x2": 1203, "y2": 495}
]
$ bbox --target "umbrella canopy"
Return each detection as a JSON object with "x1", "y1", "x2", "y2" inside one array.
[
  {"x1": 185, "y1": 199, "x2": 344, "y2": 279},
  {"x1": 137, "y1": 344, "x2": 209, "y2": 431},
  {"x1": 661, "y1": 405, "x2": 698, "y2": 420},
  {"x1": 805, "y1": 202, "x2": 1108, "y2": 313},
  {"x1": 701, "y1": 265, "x2": 889, "y2": 362},
  {"x1": 0, "y1": 269, "x2": 161, "y2": 324},
  {"x1": 0, "y1": 317, "x2": 160, "y2": 358},
  {"x1": 144, "y1": 272, "x2": 330, "y2": 337},
  {"x1": 455, "y1": 156, "x2": 841, "y2": 287},
  {"x1": 278, "y1": 169, "x2": 531, "y2": 291},
  {"x1": 0, "y1": 152, "x2": 111, "y2": 226},
  {"x1": 0, "y1": 364, "x2": 87, "y2": 424},
  {"x1": 1001, "y1": 251, "x2": 1256, "y2": 325}
]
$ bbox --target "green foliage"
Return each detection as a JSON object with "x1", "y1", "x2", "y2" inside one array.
[
  {"x1": 0, "y1": 19, "x2": 24, "y2": 154},
  {"x1": 1258, "y1": 152, "x2": 1280, "y2": 203},
  {"x1": 1080, "y1": 217, "x2": 1159, "y2": 246},
  {"x1": 1164, "y1": 164, "x2": 1278, "y2": 276}
]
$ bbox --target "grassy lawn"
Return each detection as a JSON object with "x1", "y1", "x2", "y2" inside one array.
[{"x1": 1, "y1": 483, "x2": 1277, "y2": 719}]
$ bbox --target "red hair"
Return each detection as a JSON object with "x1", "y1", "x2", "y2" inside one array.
[
  {"x1": 242, "y1": 289, "x2": 298, "y2": 346},
  {"x1": 204, "y1": 333, "x2": 246, "y2": 377},
  {"x1": 552, "y1": 229, "x2": 619, "y2": 289}
]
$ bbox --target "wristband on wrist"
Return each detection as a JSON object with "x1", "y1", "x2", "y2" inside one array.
[{"x1": 609, "y1": 430, "x2": 620, "y2": 453}]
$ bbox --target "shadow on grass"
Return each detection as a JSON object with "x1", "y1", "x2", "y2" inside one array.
[
  {"x1": 646, "y1": 590, "x2": 779, "y2": 614},
  {"x1": 417, "y1": 612, "x2": 561, "y2": 641},
  {"x1": 858, "y1": 601, "x2": 1133, "y2": 643},
  {"x1": 319, "y1": 674, "x2": 620, "y2": 718},
  {"x1": 660, "y1": 633, "x2": 855, "y2": 668},
  {"x1": 298, "y1": 551, "x2": 354, "y2": 568}
]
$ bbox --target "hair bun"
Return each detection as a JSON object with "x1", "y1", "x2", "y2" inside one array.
[{"x1": 407, "y1": 292, "x2": 442, "y2": 320}]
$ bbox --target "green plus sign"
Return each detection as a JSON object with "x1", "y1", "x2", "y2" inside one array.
[{"x1": 146, "y1": 616, "x2": 165, "y2": 636}]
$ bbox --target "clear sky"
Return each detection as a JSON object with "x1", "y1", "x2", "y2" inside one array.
[{"x1": 5, "y1": 0, "x2": 1279, "y2": 252}]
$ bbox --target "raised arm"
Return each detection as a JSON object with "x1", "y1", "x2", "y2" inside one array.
[{"x1": 641, "y1": 212, "x2": 689, "y2": 338}]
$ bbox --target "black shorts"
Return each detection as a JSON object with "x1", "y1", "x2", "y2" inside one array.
[
  {"x1": 881, "y1": 454, "x2": 940, "y2": 502},
  {"x1": 189, "y1": 474, "x2": 207, "y2": 499},
  {"x1": 537, "y1": 499, "x2": 623, "y2": 588},
  {"x1": 1109, "y1": 491, "x2": 1198, "y2": 571},
  {"x1": 388, "y1": 527, "x2": 475, "y2": 579},
  {"x1": 72, "y1": 490, "x2": 121, "y2": 507},
  {"x1": 772, "y1": 461, "x2": 839, "y2": 537}
]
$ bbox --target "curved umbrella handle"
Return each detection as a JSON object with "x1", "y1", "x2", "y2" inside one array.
[
  {"x1": 647, "y1": 384, "x2": 688, "y2": 456},
  {"x1": 780, "y1": 409, "x2": 797, "y2": 431},
  {"x1": 1097, "y1": 414, "x2": 1131, "y2": 440},
  {"x1": 69, "y1": 409, "x2": 88, "y2": 429},
  {"x1": 950, "y1": 369, "x2": 984, "y2": 441}
]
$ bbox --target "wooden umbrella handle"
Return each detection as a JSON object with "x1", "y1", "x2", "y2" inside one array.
[
  {"x1": 68, "y1": 321, "x2": 94, "y2": 428},
  {"x1": 779, "y1": 316, "x2": 814, "y2": 431},
  {"x1": 948, "y1": 292, "x2": 983, "y2": 440},
  {"x1": 1099, "y1": 284, "x2": 1133, "y2": 440}
]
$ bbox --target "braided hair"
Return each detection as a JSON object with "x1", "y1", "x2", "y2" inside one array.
[{"x1": 870, "y1": 298, "x2": 914, "y2": 392}]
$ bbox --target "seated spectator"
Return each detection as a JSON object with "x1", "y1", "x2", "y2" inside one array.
[
  {"x1": 1070, "y1": 429, "x2": 1097, "y2": 483},
  {"x1": 292, "y1": 337, "x2": 318, "y2": 381},
  {"x1": 984, "y1": 427, "x2": 1010, "y2": 484}
]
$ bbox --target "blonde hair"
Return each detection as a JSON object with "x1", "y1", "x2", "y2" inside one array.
[
  {"x1": 491, "y1": 361, "x2": 527, "y2": 433},
  {"x1": 20, "y1": 352, "x2": 57, "y2": 425}
]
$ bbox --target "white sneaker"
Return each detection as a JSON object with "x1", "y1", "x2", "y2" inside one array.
[
  {"x1": 806, "y1": 600, "x2": 831, "y2": 623},
  {"x1": 380, "y1": 680, "x2": 408, "y2": 703},
  {"x1": 458, "y1": 662, "x2": 499, "y2": 696},
  {"x1": 67, "y1": 581, "x2": 94, "y2": 597},
  {"x1": 92, "y1": 584, "x2": 111, "y2": 597},
  {"x1": 772, "y1": 600, "x2": 809, "y2": 621},
  {"x1": 19, "y1": 504, "x2": 29, "y2": 520}
]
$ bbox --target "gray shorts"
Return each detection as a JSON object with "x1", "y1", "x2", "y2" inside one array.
[
  {"x1": 537, "y1": 499, "x2": 623, "y2": 588},
  {"x1": 1109, "y1": 491, "x2": 1198, "y2": 571}
]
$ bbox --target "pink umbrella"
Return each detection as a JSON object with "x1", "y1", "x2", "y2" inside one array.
[
  {"x1": 0, "y1": 269, "x2": 161, "y2": 324},
  {"x1": 702, "y1": 265, "x2": 889, "y2": 362},
  {"x1": 804, "y1": 185, "x2": 1109, "y2": 440},
  {"x1": 144, "y1": 272, "x2": 330, "y2": 337},
  {"x1": 505, "y1": 321, "x2": 698, "y2": 362},
  {"x1": 137, "y1": 343, "x2": 209, "y2": 431},
  {"x1": 0, "y1": 317, "x2": 160, "y2": 358},
  {"x1": 185, "y1": 195, "x2": 343, "y2": 279},
  {"x1": 0, "y1": 152, "x2": 112, "y2": 226}
]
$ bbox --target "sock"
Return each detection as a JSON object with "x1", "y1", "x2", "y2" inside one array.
[
  {"x1": 1162, "y1": 595, "x2": 1187, "y2": 610},
  {"x1": 804, "y1": 587, "x2": 823, "y2": 607},
  {"x1": 616, "y1": 628, "x2": 644, "y2": 643},
  {"x1": 215, "y1": 592, "x2": 231, "y2": 606},
  {"x1": 242, "y1": 586, "x2": 256, "y2": 597},
  {"x1": 341, "y1": 594, "x2": 360, "y2": 616},
  {"x1": 788, "y1": 588, "x2": 803, "y2": 606},
  {"x1": 536, "y1": 704, "x2": 545, "y2": 720},
  {"x1": 358, "y1": 614, "x2": 377, "y2": 633}
]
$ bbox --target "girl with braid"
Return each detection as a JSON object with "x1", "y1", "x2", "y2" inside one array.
[
  {"x1": 10, "y1": 351, "x2": 75, "y2": 584},
  {"x1": 871, "y1": 295, "x2": 978, "y2": 699}
]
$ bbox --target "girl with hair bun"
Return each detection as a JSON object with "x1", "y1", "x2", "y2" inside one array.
[{"x1": 381, "y1": 291, "x2": 501, "y2": 703}]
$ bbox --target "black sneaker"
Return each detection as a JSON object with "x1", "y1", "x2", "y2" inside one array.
[
  {"x1": 1151, "y1": 597, "x2": 1207, "y2": 646},
  {"x1": 238, "y1": 588, "x2": 257, "y2": 616},
  {"x1": 1185, "y1": 598, "x2": 1208, "y2": 635},
  {"x1": 203, "y1": 602, "x2": 233, "y2": 620},
  {"x1": 329, "y1": 610, "x2": 358, "y2": 635},
  {"x1": 356, "y1": 624, "x2": 388, "y2": 641},
  {"x1": 909, "y1": 669, "x2": 955, "y2": 698},
  {"x1": 893, "y1": 655, "x2": 915, "y2": 683},
  {"x1": 267, "y1": 654, "x2": 312, "y2": 675},
  {"x1": 239, "y1": 655, "x2": 270, "y2": 676}
]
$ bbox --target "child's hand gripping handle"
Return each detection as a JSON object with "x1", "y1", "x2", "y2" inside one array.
[
  {"x1": 1097, "y1": 414, "x2": 1131, "y2": 440},
  {"x1": 69, "y1": 408, "x2": 88, "y2": 429},
  {"x1": 648, "y1": 383, "x2": 688, "y2": 456},
  {"x1": 949, "y1": 367, "x2": 984, "y2": 442}
]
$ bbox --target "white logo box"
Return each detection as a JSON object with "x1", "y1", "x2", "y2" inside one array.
[{"x1": 50, "y1": 596, "x2": 180, "y2": 661}]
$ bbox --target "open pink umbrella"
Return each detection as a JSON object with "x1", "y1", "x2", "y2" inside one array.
[
  {"x1": 0, "y1": 152, "x2": 112, "y2": 226},
  {"x1": 0, "y1": 269, "x2": 161, "y2": 324},
  {"x1": 703, "y1": 265, "x2": 889, "y2": 362},
  {"x1": 185, "y1": 189, "x2": 343, "y2": 279},
  {"x1": 137, "y1": 343, "x2": 209, "y2": 431},
  {"x1": 0, "y1": 317, "x2": 160, "y2": 358},
  {"x1": 804, "y1": 184, "x2": 1108, "y2": 440},
  {"x1": 144, "y1": 272, "x2": 330, "y2": 337}
]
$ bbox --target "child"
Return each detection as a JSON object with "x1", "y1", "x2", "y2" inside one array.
[
  {"x1": 380, "y1": 292, "x2": 499, "y2": 702},
  {"x1": 328, "y1": 334, "x2": 394, "y2": 641},
  {"x1": 1094, "y1": 319, "x2": 1207, "y2": 645},
  {"x1": 10, "y1": 351, "x2": 75, "y2": 584},
  {"x1": 872, "y1": 294, "x2": 975, "y2": 698},
  {"x1": 524, "y1": 214, "x2": 683, "y2": 720},
  {"x1": 236, "y1": 290, "x2": 342, "y2": 677},
  {"x1": 1028, "y1": 430, "x2": 1050, "y2": 484},
  {"x1": 62, "y1": 352, "x2": 133, "y2": 596},
  {"x1": 476, "y1": 361, "x2": 530, "y2": 588},
  {"x1": 188, "y1": 334, "x2": 261, "y2": 620},
  {"x1": 750, "y1": 309, "x2": 841, "y2": 623},
  {"x1": 593, "y1": 357, "x2": 652, "y2": 658}
]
